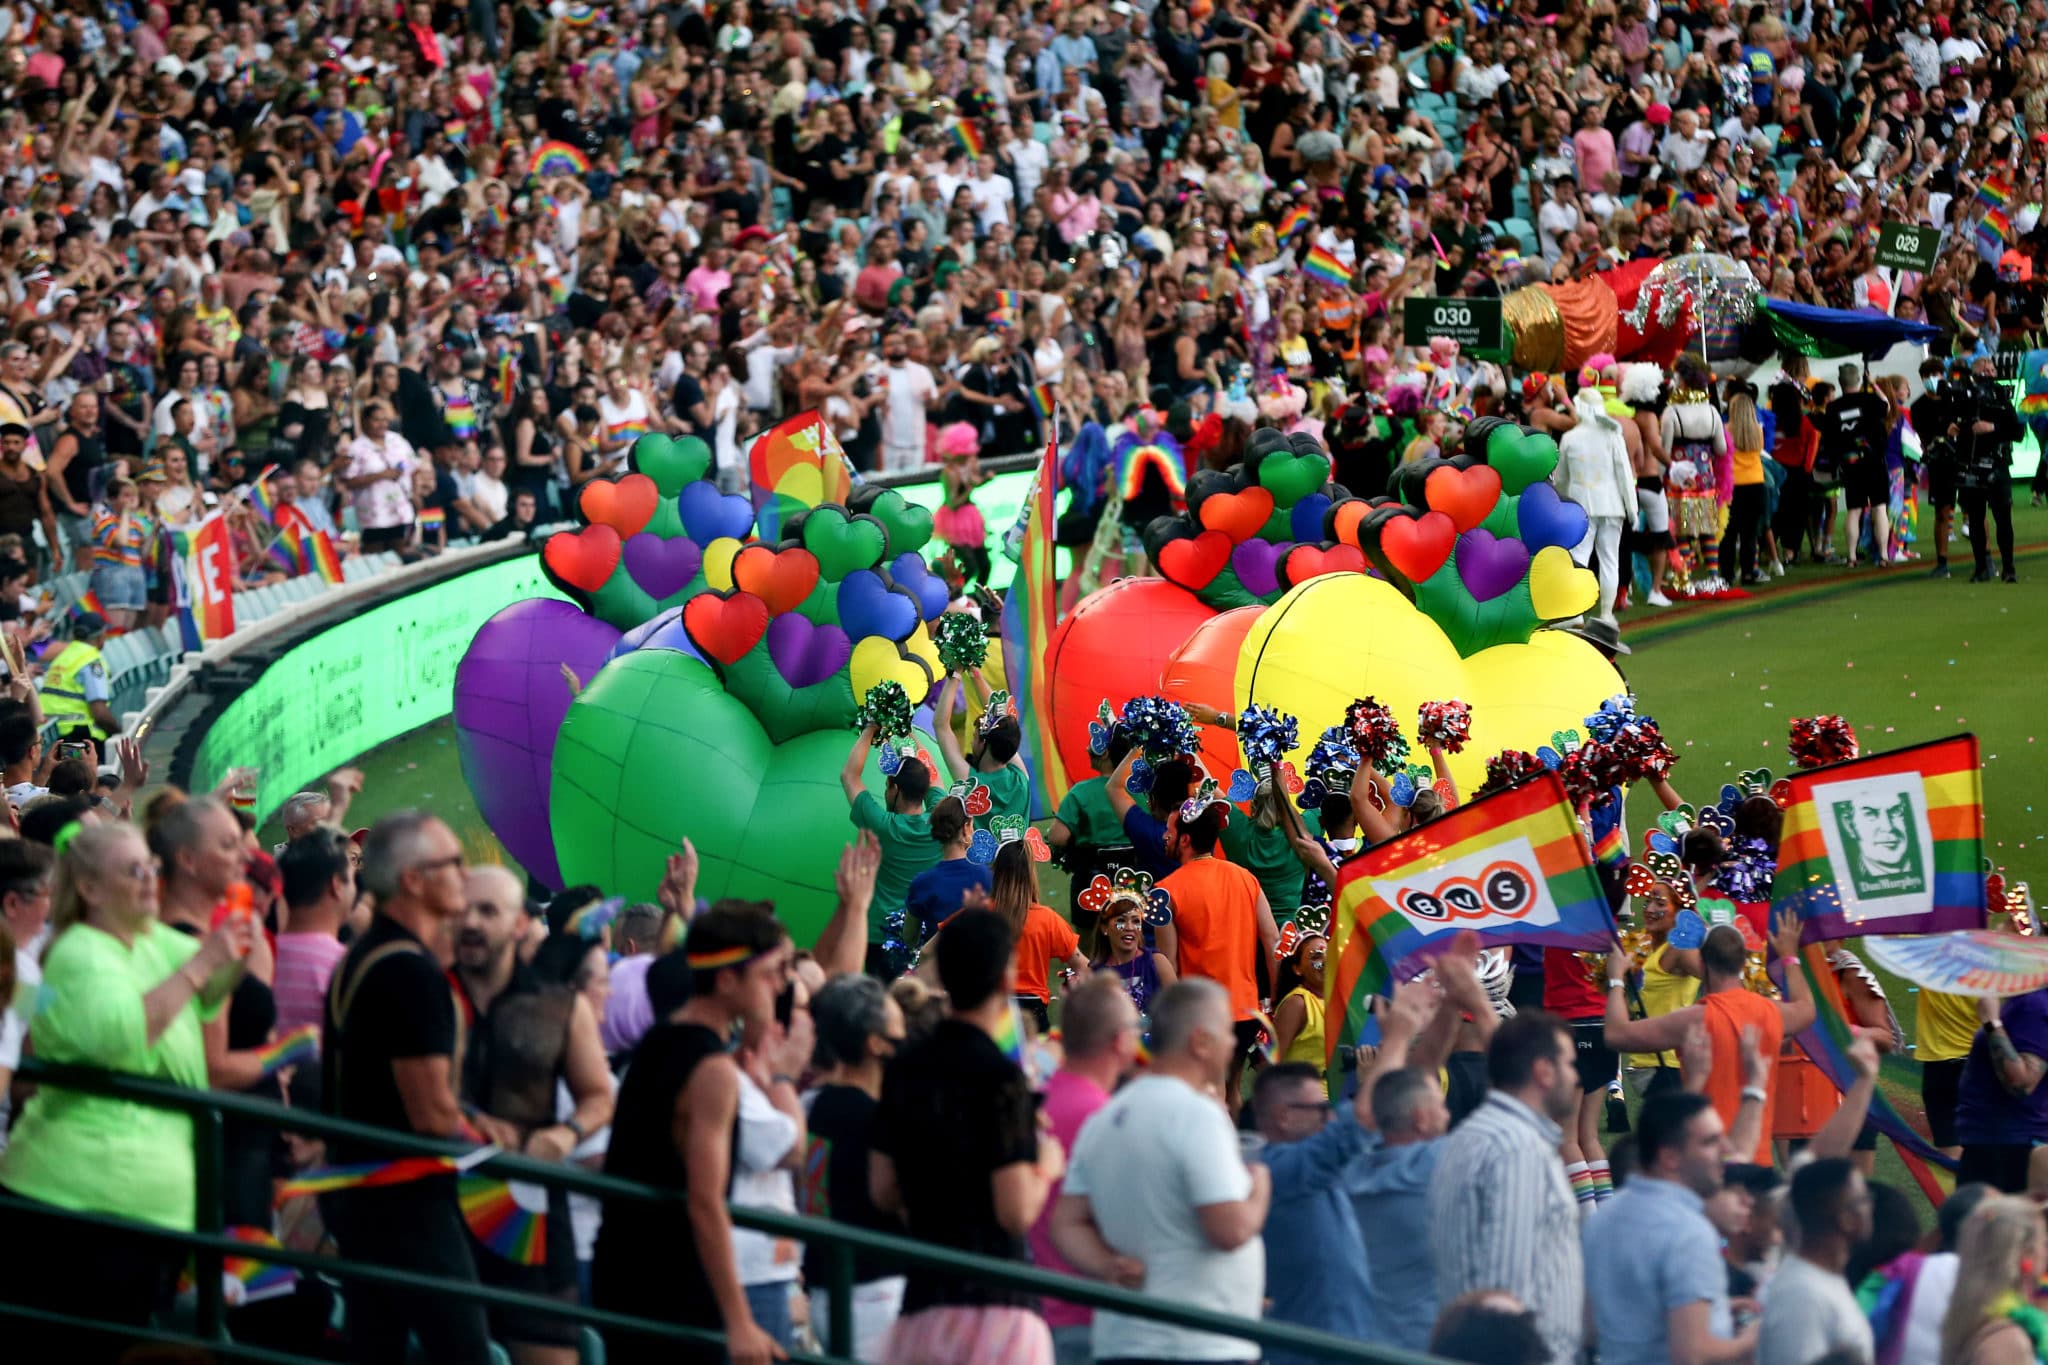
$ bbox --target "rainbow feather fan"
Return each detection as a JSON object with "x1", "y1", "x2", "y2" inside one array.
[
  {"x1": 177, "y1": 1226, "x2": 299, "y2": 1306},
  {"x1": 1111, "y1": 431, "x2": 1188, "y2": 503},
  {"x1": 459, "y1": 1174, "x2": 549, "y2": 1266}
]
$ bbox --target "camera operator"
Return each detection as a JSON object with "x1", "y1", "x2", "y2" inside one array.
[
  {"x1": 1912, "y1": 358, "x2": 1963, "y2": 579},
  {"x1": 1950, "y1": 355, "x2": 2024, "y2": 584}
]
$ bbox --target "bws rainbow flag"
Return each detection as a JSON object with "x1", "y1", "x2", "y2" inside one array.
[
  {"x1": 1774, "y1": 735, "x2": 1985, "y2": 943},
  {"x1": 1771, "y1": 945, "x2": 1957, "y2": 1204},
  {"x1": 1303, "y1": 244, "x2": 1352, "y2": 290},
  {"x1": 1000, "y1": 438, "x2": 1070, "y2": 818},
  {"x1": 1327, "y1": 771, "x2": 1612, "y2": 1067},
  {"x1": 749, "y1": 408, "x2": 856, "y2": 543}
]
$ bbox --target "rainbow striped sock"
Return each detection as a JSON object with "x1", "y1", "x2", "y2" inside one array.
[
  {"x1": 1566, "y1": 1161, "x2": 1596, "y2": 1206},
  {"x1": 1589, "y1": 1160, "x2": 1613, "y2": 1203}
]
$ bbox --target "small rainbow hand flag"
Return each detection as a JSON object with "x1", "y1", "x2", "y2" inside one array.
[
  {"x1": 953, "y1": 119, "x2": 986, "y2": 160},
  {"x1": 73, "y1": 590, "x2": 107, "y2": 622},
  {"x1": 177, "y1": 1226, "x2": 299, "y2": 1306},
  {"x1": 309, "y1": 529, "x2": 344, "y2": 585},
  {"x1": 247, "y1": 467, "x2": 281, "y2": 523},
  {"x1": 1979, "y1": 175, "x2": 2014, "y2": 210},
  {"x1": 254, "y1": 1025, "x2": 319, "y2": 1079},
  {"x1": 1977, "y1": 208, "x2": 2013, "y2": 258},
  {"x1": 275, "y1": 1155, "x2": 463, "y2": 1202},
  {"x1": 268, "y1": 527, "x2": 307, "y2": 576},
  {"x1": 1276, "y1": 204, "x2": 1313, "y2": 244},
  {"x1": 1303, "y1": 244, "x2": 1353, "y2": 290},
  {"x1": 418, "y1": 507, "x2": 447, "y2": 535},
  {"x1": 1028, "y1": 383, "x2": 1056, "y2": 424},
  {"x1": 495, "y1": 351, "x2": 518, "y2": 408},
  {"x1": 1225, "y1": 238, "x2": 1246, "y2": 276}
]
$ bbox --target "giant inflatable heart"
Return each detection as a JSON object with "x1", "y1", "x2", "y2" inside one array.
[
  {"x1": 1234, "y1": 573, "x2": 1625, "y2": 795},
  {"x1": 454, "y1": 598, "x2": 625, "y2": 889},
  {"x1": 1044, "y1": 576, "x2": 1222, "y2": 782},
  {"x1": 549, "y1": 650, "x2": 952, "y2": 941}
]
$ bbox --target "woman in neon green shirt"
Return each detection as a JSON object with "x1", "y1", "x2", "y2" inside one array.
[{"x1": 0, "y1": 820, "x2": 252, "y2": 1353}]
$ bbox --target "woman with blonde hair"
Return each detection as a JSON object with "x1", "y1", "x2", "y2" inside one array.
[
  {"x1": 1941, "y1": 1194, "x2": 2048, "y2": 1364},
  {"x1": 1721, "y1": 384, "x2": 1769, "y2": 586}
]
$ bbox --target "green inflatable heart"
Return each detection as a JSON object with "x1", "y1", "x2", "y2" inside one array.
[
  {"x1": 720, "y1": 643, "x2": 856, "y2": 743},
  {"x1": 863, "y1": 489, "x2": 935, "y2": 558},
  {"x1": 550, "y1": 651, "x2": 951, "y2": 944},
  {"x1": 1485, "y1": 426, "x2": 1558, "y2": 496},
  {"x1": 802, "y1": 508, "x2": 888, "y2": 581},
  {"x1": 1257, "y1": 449, "x2": 1331, "y2": 508},
  {"x1": 628, "y1": 434, "x2": 713, "y2": 496}
]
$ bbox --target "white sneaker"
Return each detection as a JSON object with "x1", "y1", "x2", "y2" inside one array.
[
  {"x1": 1768, "y1": 560, "x2": 1785, "y2": 578},
  {"x1": 1646, "y1": 589, "x2": 1673, "y2": 607}
]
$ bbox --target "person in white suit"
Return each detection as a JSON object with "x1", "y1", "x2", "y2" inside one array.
[{"x1": 1555, "y1": 386, "x2": 1637, "y2": 624}]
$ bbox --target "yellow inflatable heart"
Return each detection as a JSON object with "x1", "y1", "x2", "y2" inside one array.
[
  {"x1": 703, "y1": 536, "x2": 744, "y2": 591},
  {"x1": 904, "y1": 621, "x2": 942, "y2": 683},
  {"x1": 850, "y1": 635, "x2": 935, "y2": 707},
  {"x1": 1528, "y1": 545, "x2": 1599, "y2": 621},
  {"x1": 1234, "y1": 574, "x2": 1624, "y2": 795}
]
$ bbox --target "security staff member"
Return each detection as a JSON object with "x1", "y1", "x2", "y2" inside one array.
[
  {"x1": 1911, "y1": 359, "x2": 1961, "y2": 578},
  {"x1": 1952, "y1": 355, "x2": 2023, "y2": 584},
  {"x1": 40, "y1": 611, "x2": 115, "y2": 740}
]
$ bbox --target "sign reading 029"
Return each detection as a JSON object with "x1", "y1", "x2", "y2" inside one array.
[
  {"x1": 1403, "y1": 296, "x2": 1505, "y2": 350},
  {"x1": 1875, "y1": 222, "x2": 1940, "y2": 274}
]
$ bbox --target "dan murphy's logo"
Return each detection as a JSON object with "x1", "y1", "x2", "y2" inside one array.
[{"x1": 1817, "y1": 776, "x2": 1930, "y2": 905}]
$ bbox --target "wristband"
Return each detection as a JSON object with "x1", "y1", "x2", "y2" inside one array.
[
  {"x1": 1607, "y1": 977, "x2": 1626, "y2": 990},
  {"x1": 1740, "y1": 1085, "x2": 1768, "y2": 1103},
  {"x1": 771, "y1": 1073, "x2": 799, "y2": 1088},
  {"x1": 1990, "y1": 1018, "x2": 2007, "y2": 1031}
]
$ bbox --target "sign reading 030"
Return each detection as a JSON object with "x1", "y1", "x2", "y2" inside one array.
[{"x1": 1403, "y1": 296, "x2": 1505, "y2": 350}]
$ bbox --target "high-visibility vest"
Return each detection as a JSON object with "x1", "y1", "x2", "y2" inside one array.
[{"x1": 41, "y1": 639, "x2": 109, "y2": 739}]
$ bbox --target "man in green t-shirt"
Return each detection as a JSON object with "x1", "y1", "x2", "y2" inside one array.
[
  {"x1": 933, "y1": 674, "x2": 1032, "y2": 835},
  {"x1": 1048, "y1": 738, "x2": 1136, "y2": 919},
  {"x1": 842, "y1": 724, "x2": 947, "y2": 973}
]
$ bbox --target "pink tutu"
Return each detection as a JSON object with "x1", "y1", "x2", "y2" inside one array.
[{"x1": 933, "y1": 501, "x2": 987, "y2": 549}]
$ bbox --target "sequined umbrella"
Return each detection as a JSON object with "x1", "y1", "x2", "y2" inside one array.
[{"x1": 1621, "y1": 252, "x2": 1761, "y2": 362}]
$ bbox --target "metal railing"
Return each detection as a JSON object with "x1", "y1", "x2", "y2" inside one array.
[{"x1": 1, "y1": 1059, "x2": 1440, "y2": 1364}]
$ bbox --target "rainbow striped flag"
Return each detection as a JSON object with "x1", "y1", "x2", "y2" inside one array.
[
  {"x1": 953, "y1": 119, "x2": 986, "y2": 160},
  {"x1": 247, "y1": 466, "x2": 282, "y2": 523},
  {"x1": 1325, "y1": 771, "x2": 1613, "y2": 1066},
  {"x1": 418, "y1": 507, "x2": 447, "y2": 536},
  {"x1": 253, "y1": 1024, "x2": 319, "y2": 1078},
  {"x1": 308, "y1": 528, "x2": 344, "y2": 585},
  {"x1": 495, "y1": 351, "x2": 518, "y2": 408},
  {"x1": 1276, "y1": 203, "x2": 1313, "y2": 245},
  {"x1": 1976, "y1": 208, "x2": 2012, "y2": 258},
  {"x1": 458, "y1": 1174, "x2": 548, "y2": 1266},
  {"x1": 1224, "y1": 238, "x2": 1246, "y2": 276},
  {"x1": 176, "y1": 1227, "x2": 299, "y2": 1306},
  {"x1": 999, "y1": 437, "x2": 1071, "y2": 818},
  {"x1": 1496, "y1": 245, "x2": 1524, "y2": 273},
  {"x1": 1302, "y1": 243, "x2": 1352, "y2": 290},
  {"x1": 1028, "y1": 383, "x2": 1056, "y2": 424},
  {"x1": 1313, "y1": 1, "x2": 1340, "y2": 27},
  {"x1": 267, "y1": 527, "x2": 307, "y2": 576},
  {"x1": 1774, "y1": 734, "x2": 1985, "y2": 943},
  {"x1": 1771, "y1": 944, "x2": 1957, "y2": 1203},
  {"x1": 1978, "y1": 175, "x2": 2014, "y2": 210},
  {"x1": 73, "y1": 589, "x2": 107, "y2": 621}
]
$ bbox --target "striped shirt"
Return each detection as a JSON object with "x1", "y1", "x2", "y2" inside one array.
[
  {"x1": 1428, "y1": 1091, "x2": 1583, "y2": 1364},
  {"x1": 91, "y1": 510, "x2": 149, "y2": 569}
]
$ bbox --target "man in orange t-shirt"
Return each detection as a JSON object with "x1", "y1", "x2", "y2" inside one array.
[
  {"x1": 1157, "y1": 791, "x2": 1280, "y2": 1112},
  {"x1": 1600, "y1": 912, "x2": 1815, "y2": 1163}
]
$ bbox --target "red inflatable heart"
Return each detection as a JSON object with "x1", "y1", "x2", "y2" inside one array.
[
  {"x1": 732, "y1": 545, "x2": 821, "y2": 615},
  {"x1": 1424, "y1": 464, "x2": 1502, "y2": 533},
  {"x1": 683, "y1": 590, "x2": 771, "y2": 664},
  {"x1": 578, "y1": 473, "x2": 660, "y2": 539},
  {"x1": 1379, "y1": 510, "x2": 1456, "y2": 582},
  {"x1": 1197, "y1": 486, "x2": 1276, "y2": 543},
  {"x1": 1285, "y1": 543, "x2": 1366, "y2": 584},
  {"x1": 1157, "y1": 530, "x2": 1232, "y2": 589},
  {"x1": 1330, "y1": 500, "x2": 1372, "y2": 549},
  {"x1": 542, "y1": 524, "x2": 623, "y2": 594}
]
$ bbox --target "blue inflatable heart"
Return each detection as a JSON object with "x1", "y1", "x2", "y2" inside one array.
[
  {"x1": 890, "y1": 553, "x2": 950, "y2": 622},
  {"x1": 1516, "y1": 479, "x2": 1590, "y2": 553},
  {"x1": 677, "y1": 481, "x2": 756, "y2": 543},
  {"x1": 1667, "y1": 909, "x2": 1707, "y2": 950},
  {"x1": 1290, "y1": 493, "x2": 1334, "y2": 545},
  {"x1": 611, "y1": 605, "x2": 684, "y2": 660},
  {"x1": 837, "y1": 570, "x2": 920, "y2": 642}
]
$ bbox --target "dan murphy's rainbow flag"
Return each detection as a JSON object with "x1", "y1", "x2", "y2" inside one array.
[
  {"x1": 1000, "y1": 437, "x2": 1070, "y2": 818},
  {"x1": 1303, "y1": 244, "x2": 1352, "y2": 290},
  {"x1": 1326, "y1": 771, "x2": 1612, "y2": 1067},
  {"x1": 1775, "y1": 734, "x2": 1985, "y2": 943}
]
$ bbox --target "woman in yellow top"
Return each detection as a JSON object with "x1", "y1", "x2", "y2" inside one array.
[
  {"x1": 1624, "y1": 881, "x2": 1702, "y2": 1099},
  {"x1": 1271, "y1": 932, "x2": 1327, "y2": 1074},
  {"x1": 1721, "y1": 386, "x2": 1770, "y2": 586},
  {"x1": 1917, "y1": 986, "x2": 1981, "y2": 1158}
]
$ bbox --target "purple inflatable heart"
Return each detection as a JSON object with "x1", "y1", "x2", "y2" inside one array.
[
  {"x1": 1455, "y1": 528, "x2": 1530, "y2": 601},
  {"x1": 621, "y1": 533, "x2": 703, "y2": 599},
  {"x1": 890, "y1": 553, "x2": 949, "y2": 621},
  {"x1": 454, "y1": 599, "x2": 623, "y2": 888},
  {"x1": 766, "y1": 613, "x2": 854, "y2": 688},
  {"x1": 676, "y1": 480, "x2": 756, "y2": 543},
  {"x1": 1232, "y1": 538, "x2": 1287, "y2": 598},
  {"x1": 1516, "y1": 480, "x2": 1590, "y2": 553}
]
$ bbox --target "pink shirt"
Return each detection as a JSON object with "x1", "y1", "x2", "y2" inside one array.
[
  {"x1": 273, "y1": 932, "x2": 349, "y2": 1036},
  {"x1": 1028, "y1": 1068, "x2": 1111, "y2": 1328},
  {"x1": 683, "y1": 265, "x2": 732, "y2": 312},
  {"x1": 1573, "y1": 127, "x2": 1617, "y2": 191}
]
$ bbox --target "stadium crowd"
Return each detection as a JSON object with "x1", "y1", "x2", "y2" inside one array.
[{"x1": 0, "y1": 0, "x2": 2041, "y2": 1361}]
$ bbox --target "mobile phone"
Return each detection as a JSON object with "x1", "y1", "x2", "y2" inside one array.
[
  {"x1": 55, "y1": 740, "x2": 88, "y2": 761},
  {"x1": 775, "y1": 982, "x2": 796, "y2": 1028}
]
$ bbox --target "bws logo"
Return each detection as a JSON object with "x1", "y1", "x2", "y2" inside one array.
[
  {"x1": 1370, "y1": 836, "x2": 1563, "y2": 935},
  {"x1": 1397, "y1": 861, "x2": 1536, "y2": 922}
]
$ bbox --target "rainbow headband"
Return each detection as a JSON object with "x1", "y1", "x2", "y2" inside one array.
[{"x1": 685, "y1": 944, "x2": 766, "y2": 970}]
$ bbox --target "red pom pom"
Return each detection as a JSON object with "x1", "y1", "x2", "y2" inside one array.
[
  {"x1": 1478, "y1": 749, "x2": 1546, "y2": 797},
  {"x1": 1345, "y1": 697, "x2": 1410, "y2": 772},
  {"x1": 1416, "y1": 699, "x2": 1473, "y2": 754},
  {"x1": 1788, "y1": 715, "x2": 1857, "y2": 770}
]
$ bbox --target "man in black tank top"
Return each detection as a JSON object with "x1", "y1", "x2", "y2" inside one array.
[
  {"x1": 0, "y1": 424, "x2": 55, "y2": 574},
  {"x1": 44, "y1": 393, "x2": 107, "y2": 573}
]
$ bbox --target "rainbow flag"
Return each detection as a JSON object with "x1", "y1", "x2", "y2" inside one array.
[
  {"x1": 495, "y1": 351, "x2": 518, "y2": 409},
  {"x1": 1313, "y1": 1, "x2": 1340, "y2": 27},
  {"x1": 267, "y1": 526, "x2": 307, "y2": 576},
  {"x1": 1028, "y1": 383, "x2": 1056, "y2": 424},
  {"x1": 1979, "y1": 175, "x2": 2014, "y2": 210},
  {"x1": 1276, "y1": 203, "x2": 1313, "y2": 245},
  {"x1": 953, "y1": 119, "x2": 986, "y2": 160},
  {"x1": 994, "y1": 999, "x2": 1027, "y2": 1066},
  {"x1": 1325, "y1": 771, "x2": 1613, "y2": 1067},
  {"x1": 1496, "y1": 245, "x2": 1524, "y2": 273},
  {"x1": 276, "y1": 1155, "x2": 461, "y2": 1201},
  {"x1": 1224, "y1": 238, "x2": 1246, "y2": 276},
  {"x1": 418, "y1": 507, "x2": 447, "y2": 536},
  {"x1": 177, "y1": 1226, "x2": 299, "y2": 1306},
  {"x1": 991, "y1": 288, "x2": 1020, "y2": 318},
  {"x1": 1774, "y1": 735, "x2": 1985, "y2": 942},
  {"x1": 253, "y1": 1024, "x2": 319, "y2": 1079},
  {"x1": 1772, "y1": 944, "x2": 1956, "y2": 1203},
  {"x1": 1303, "y1": 244, "x2": 1352, "y2": 290},
  {"x1": 1976, "y1": 208, "x2": 2012, "y2": 259},
  {"x1": 247, "y1": 466, "x2": 282, "y2": 523},
  {"x1": 1000, "y1": 437, "x2": 1071, "y2": 818},
  {"x1": 308, "y1": 528, "x2": 343, "y2": 585},
  {"x1": 749, "y1": 408, "x2": 855, "y2": 543},
  {"x1": 73, "y1": 589, "x2": 107, "y2": 621}
]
